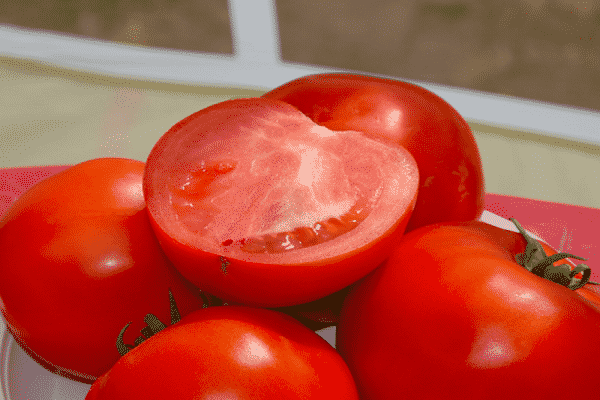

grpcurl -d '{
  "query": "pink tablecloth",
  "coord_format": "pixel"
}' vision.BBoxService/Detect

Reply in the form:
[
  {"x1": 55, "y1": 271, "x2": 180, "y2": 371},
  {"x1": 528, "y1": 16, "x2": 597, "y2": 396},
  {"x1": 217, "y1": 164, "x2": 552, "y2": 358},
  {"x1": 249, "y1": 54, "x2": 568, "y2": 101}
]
[{"x1": 2, "y1": 165, "x2": 599, "y2": 285}]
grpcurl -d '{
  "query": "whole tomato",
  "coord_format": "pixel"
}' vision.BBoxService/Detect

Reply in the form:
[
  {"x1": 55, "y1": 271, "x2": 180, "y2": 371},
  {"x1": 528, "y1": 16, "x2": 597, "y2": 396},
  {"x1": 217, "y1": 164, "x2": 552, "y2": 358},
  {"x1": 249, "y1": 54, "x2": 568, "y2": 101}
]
[
  {"x1": 0, "y1": 158, "x2": 214, "y2": 383},
  {"x1": 85, "y1": 306, "x2": 359, "y2": 399},
  {"x1": 264, "y1": 73, "x2": 485, "y2": 232},
  {"x1": 336, "y1": 219, "x2": 600, "y2": 399},
  {"x1": 143, "y1": 97, "x2": 419, "y2": 307}
]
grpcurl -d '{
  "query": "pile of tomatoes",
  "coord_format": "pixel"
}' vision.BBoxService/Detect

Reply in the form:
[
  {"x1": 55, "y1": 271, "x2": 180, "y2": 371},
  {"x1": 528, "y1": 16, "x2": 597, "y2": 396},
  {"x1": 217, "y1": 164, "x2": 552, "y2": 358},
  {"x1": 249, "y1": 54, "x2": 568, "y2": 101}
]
[{"x1": 1, "y1": 73, "x2": 599, "y2": 399}]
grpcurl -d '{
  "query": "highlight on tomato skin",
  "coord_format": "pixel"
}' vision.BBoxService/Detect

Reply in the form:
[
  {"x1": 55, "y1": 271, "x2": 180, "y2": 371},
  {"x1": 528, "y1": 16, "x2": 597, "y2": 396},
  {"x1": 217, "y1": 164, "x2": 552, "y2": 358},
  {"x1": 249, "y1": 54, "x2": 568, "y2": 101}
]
[
  {"x1": 336, "y1": 220, "x2": 600, "y2": 400},
  {"x1": 263, "y1": 73, "x2": 485, "y2": 232},
  {"x1": 143, "y1": 97, "x2": 419, "y2": 308},
  {"x1": 84, "y1": 306, "x2": 360, "y2": 400}
]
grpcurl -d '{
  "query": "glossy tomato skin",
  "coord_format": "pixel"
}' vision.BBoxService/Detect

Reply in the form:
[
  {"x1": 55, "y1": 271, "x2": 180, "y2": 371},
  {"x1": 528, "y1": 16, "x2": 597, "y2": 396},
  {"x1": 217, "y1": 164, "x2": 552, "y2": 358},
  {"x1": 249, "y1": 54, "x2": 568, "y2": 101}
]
[
  {"x1": 263, "y1": 73, "x2": 485, "y2": 232},
  {"x1": 337, "y1": 220, "x2": 600, "y2": 400},
  {"x1": 85, "y1": 306, "x2": 359, "y2": 400},
  {"x1": 577, "y1": 285, "x2": 600, "y2": 312},
  {"x1": 0, "y1": 158, "x2": 211, "y2": 383},
  {"x1": 143, "y1": 97, "x2": 419, "y2": 308}
]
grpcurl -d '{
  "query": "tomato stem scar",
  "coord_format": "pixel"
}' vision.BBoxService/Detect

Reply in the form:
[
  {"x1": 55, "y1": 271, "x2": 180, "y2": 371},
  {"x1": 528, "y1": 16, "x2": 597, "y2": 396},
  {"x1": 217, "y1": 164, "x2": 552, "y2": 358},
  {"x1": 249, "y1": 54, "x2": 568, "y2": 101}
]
[{"x1": 510, "y1": 218, "x2": 598, "y2": 290}]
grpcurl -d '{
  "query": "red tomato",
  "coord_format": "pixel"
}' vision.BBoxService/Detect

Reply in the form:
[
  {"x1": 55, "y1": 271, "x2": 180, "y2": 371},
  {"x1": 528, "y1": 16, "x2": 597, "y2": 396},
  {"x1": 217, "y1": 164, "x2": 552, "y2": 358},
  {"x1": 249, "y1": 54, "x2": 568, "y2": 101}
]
[
  {"x1": 143, "y1": 97, "x2": 419, "y2": 307},
  {"x1": 0, "y1": 158, "x2": 213, "y2": 383},
  {"x1": 336, "y1": 219, "x2": 600, "y2": 399},
  {"x1": 84, "y1": 306, "x2": 359, "y2": 399},
  {"x1": 577, "y1": 285, "x2": 600, "y2": 311},
  {"x1": 263, "y1": 73, "x2": 485, "y2": 232}
]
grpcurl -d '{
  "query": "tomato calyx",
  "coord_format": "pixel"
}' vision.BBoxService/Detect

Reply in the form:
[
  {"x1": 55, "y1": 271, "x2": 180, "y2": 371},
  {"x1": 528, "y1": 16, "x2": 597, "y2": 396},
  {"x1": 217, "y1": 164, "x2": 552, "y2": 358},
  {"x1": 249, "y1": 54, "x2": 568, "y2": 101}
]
[
  {"x1": 511, "y1": 218, "x2": 599, "y2": 290},
  {"x1": 115, "y1": 289, "x2": 214, "y2": 356}
]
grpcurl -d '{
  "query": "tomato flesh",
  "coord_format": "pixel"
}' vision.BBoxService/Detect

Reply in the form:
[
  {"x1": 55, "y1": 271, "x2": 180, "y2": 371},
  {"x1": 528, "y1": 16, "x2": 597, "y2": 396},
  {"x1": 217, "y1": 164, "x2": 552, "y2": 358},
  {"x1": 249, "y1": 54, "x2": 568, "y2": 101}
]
[
  {"x1": 165, "y1": 113, "x2": 380, "y2": 255},
  {"x1": 144, "y1": 97, "x2": 419, "y2": 307}
]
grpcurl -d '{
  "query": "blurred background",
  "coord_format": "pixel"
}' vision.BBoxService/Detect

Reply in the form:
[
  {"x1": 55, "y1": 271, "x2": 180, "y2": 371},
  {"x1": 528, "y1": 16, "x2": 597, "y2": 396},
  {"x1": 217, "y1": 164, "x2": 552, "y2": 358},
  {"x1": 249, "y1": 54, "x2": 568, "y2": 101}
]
[
  {"x1": 2, "y1": 0, "x2": 599, "y2": 110},
  {"x1": 0, "y1": 0, "x2": 599, "y2": 208}
]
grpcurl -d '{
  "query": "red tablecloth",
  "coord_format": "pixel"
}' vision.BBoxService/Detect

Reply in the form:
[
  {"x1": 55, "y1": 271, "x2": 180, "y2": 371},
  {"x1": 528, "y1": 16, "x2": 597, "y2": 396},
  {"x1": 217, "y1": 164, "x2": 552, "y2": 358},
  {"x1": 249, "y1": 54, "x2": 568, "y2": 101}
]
[{"x1": 2, "y1": 165, "x2": 599, "y2": 284}]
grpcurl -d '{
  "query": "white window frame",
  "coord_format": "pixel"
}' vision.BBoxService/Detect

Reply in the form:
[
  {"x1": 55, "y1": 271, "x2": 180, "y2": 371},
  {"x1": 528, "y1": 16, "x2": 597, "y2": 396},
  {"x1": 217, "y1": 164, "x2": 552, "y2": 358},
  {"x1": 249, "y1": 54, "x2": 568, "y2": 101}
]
[{"x1": 0, "y1": 0, "x2": 599, "y2": 146}]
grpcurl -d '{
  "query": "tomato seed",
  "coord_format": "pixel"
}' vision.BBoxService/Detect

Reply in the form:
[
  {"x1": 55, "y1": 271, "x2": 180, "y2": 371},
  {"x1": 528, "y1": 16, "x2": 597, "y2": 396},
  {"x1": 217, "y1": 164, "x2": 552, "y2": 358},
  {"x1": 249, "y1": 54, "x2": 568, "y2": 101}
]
[
  {"x1": 266, "y1": 232, "x2": 302, "y2": 253},
  {"x1": 325, "y1": 217, "x2": 346, "y2": 231},
  {"x1": 339, "y1": 214, "x2": 360, "y2": 227},
  {"x1": 239, "y1": 237, "x2": 268, "y2": 253},
  {"x1": 263, "y1": 234, "x2": 283, "y2": 253},
  {"x1": 293, "y1": 226, "x2": 320, "y2": 246},
  {"x1": 236, "y1": 198, "x2": 371, "y2": 254},
  {"x1": 313, "y1": 222, "x2": 336, "y2": 242}
]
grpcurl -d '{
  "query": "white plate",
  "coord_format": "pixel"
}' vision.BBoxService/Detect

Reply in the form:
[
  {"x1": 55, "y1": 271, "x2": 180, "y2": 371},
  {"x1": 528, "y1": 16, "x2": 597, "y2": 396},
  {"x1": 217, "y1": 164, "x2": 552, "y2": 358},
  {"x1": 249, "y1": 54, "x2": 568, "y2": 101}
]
[{"x1": 0, "y1": 210, "x2": 535, "y2": 399}]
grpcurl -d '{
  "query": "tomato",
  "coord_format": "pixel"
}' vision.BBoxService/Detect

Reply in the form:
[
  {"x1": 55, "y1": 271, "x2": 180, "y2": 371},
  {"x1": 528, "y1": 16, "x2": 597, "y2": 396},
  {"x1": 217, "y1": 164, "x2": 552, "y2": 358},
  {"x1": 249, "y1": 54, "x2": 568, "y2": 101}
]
[
  {"x1": 263, "y1": 73, "x2": 485, "y2": 232},
  {"x1": 577, "y1": 285, "x2": 600, "y2": 312},
  {"x1": 336, "y1": 219, "x2": 600, "y2": 399},
  {"x1": 84, "y1": 306, "x2": 359, "y2": 399},
  {"x1": 143, "y1": 97, "x2": 419, "y2": 307},
  {"x1": 0, "y1": 158, "x2": 214, "y2": 383}
]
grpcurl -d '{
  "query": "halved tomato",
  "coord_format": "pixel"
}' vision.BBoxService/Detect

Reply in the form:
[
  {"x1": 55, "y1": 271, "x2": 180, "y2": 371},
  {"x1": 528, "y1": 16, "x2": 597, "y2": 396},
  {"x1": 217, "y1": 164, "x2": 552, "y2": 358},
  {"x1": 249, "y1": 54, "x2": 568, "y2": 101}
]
[{"x1": 143, "y1": 97, "x2": 419, "y2": 307}]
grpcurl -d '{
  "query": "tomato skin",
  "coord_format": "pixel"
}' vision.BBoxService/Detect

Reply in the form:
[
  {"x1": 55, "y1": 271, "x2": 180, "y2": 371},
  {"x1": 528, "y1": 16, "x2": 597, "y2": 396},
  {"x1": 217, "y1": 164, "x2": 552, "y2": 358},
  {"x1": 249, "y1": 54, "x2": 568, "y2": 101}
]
[
  {"x1": 143, "y1": 97, "x2": 419, "y2": 307},
  {"x1": 0, "y1": 158, "x2": 211, "y2": 383},
  {"x1": 146, "y1": 210, "x2": 410, "y2": 309},
  {"x1": 263, "y1": 73, "x2": 485, "y2": 232},
  {"x1": 577, "y1": 285, "x2": 600, "y2": 312},
  {"x1": 84, "y1": 306, "x2": 359, "y2": 400},
  {"x1": 336, "y1": 220, "x2": 600, "y2": 400}
]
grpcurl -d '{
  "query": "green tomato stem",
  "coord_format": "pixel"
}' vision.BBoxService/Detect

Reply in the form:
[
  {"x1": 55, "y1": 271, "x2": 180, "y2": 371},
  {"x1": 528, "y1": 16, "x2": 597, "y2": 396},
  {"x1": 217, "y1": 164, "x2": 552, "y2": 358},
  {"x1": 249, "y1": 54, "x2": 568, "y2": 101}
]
[{"x1": 510, "y1": 218, "x2": 596, "y2": 290}]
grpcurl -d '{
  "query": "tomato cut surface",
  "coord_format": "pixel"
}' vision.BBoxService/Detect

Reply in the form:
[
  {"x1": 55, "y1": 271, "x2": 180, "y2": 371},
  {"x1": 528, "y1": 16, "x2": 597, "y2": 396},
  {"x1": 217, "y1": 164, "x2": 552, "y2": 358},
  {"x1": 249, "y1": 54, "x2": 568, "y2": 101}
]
[{"x1": 144, "y1": 97, "x2": 419, "y2": 307}]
